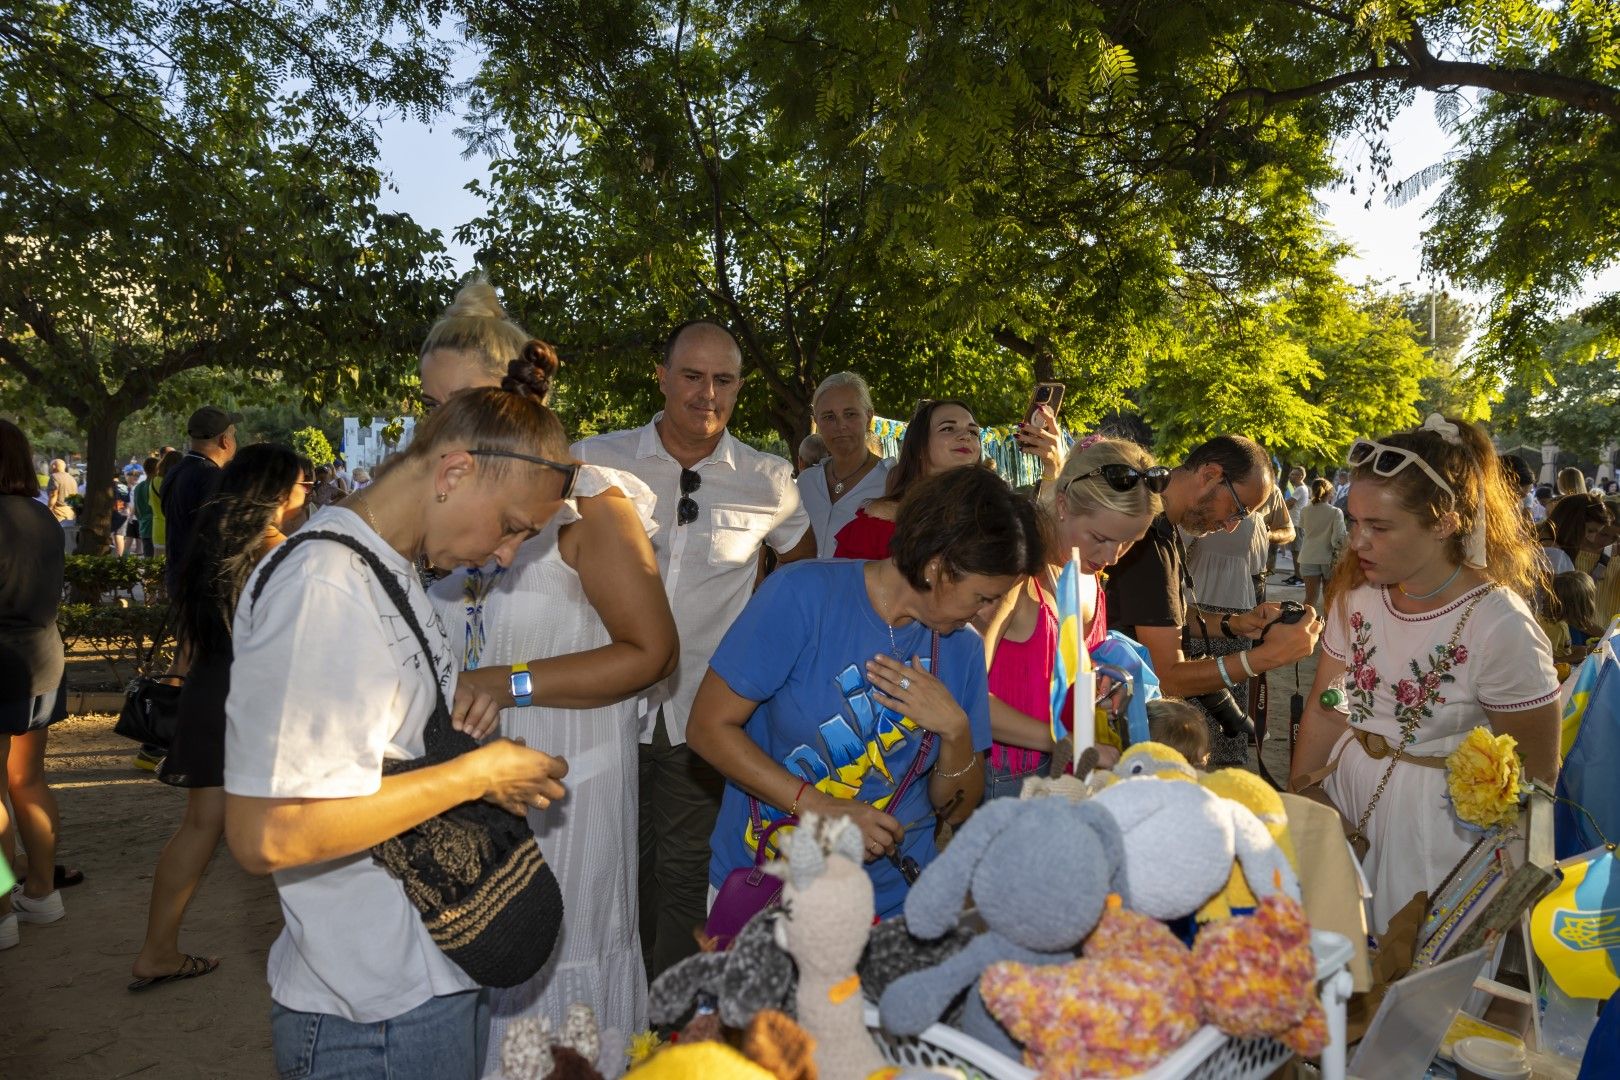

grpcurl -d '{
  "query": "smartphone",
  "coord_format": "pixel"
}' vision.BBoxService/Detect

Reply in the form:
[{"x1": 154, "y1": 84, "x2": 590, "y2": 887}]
[{"x1": 1018, "y1": 382, "x2": 1065, "y2": 450}]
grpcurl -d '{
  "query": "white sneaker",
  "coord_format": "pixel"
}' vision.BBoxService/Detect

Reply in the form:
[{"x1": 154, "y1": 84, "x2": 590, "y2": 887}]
[
  {"x1": 0, "y1": 913, "x2": 17, "y2": 949},
  {"x1": 12, "y1": 887, "x2": 64, "y2": 924}
]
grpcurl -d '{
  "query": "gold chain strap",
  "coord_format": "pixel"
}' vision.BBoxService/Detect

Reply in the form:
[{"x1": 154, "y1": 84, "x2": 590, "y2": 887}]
[{"x1": 1348, "y1": 586, "x2": 1494, "y2": 846}]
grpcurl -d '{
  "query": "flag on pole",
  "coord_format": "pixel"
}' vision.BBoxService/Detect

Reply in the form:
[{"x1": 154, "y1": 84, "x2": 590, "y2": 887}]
[{"x1": 1050, "y1": 551, "x2": 1094, "y2": 749}]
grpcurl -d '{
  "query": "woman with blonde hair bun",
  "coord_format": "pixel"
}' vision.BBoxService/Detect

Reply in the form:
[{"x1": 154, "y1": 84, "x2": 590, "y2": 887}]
[
  {"x1": 420, "y1": 278, "x2": 677, "y2": 1073},
  {"x1": 979, "y1": 434, "x2": 1166, "y2": 797}
]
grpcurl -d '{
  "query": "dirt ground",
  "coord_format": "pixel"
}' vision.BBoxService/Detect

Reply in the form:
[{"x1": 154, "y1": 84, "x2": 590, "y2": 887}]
[
  {"x1": 3, "y1": 579, "x2": 1312, "y2": 1079},
  {"x1": 4, "y1": 713, "x2": 280, "y2": 1079}
]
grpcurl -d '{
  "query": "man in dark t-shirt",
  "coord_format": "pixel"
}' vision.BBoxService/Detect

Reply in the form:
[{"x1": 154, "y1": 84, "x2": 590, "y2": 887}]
[
  {"x1": 161, "y1": 405, "x2": 240, "y2": 591},
  {"x1": 1105, "y1": 435, "x2": 1320, "y2": 702}
]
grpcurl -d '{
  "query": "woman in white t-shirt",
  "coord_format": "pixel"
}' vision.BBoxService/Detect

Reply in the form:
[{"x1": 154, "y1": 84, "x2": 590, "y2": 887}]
[
  {"x1": 224, "y1": 372, "x2": 575, "y2": 1080},
  {"x1": 1296, "y1": 477, "x2": 1348, "y2": 612},
  {"x1": 1290, "y1": 414, "x2": 1559, "y2": 932}
]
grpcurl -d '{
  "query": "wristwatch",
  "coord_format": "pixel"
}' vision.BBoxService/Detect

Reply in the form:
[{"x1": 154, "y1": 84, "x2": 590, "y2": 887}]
[{"x1": 509, "y1": 662, "x2": 534, "y2": 708}]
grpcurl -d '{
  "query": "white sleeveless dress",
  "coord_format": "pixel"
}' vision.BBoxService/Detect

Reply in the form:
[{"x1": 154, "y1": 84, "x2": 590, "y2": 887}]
[{"x1": 429, "y1": 464, "x2": 655, "y2": 1077}]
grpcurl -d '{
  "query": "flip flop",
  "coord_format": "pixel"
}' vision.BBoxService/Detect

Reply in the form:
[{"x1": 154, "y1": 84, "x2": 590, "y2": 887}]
[
  {"x1": 128, "y1": 954, "x2": 220, "y2": 992},
  {"x1": 16, "y1": 865, "x2": 84, "y2": 889}
]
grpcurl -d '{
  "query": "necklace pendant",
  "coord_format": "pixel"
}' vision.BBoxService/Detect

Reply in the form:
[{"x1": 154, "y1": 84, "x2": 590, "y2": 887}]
[{"x1": 834, "y1": 481, "x2": 845, "y2": 495}]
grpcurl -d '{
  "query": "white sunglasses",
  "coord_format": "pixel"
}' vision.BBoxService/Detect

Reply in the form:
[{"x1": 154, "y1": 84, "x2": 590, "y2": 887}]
[{"x1": 1347, "y1": 439, "x2": 1455, "y2": 498}]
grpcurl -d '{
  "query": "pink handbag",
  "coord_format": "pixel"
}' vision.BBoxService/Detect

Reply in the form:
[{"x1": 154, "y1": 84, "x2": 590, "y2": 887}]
[{"x1": 704, "y1": 811, "x2": 799, "y2": 950}]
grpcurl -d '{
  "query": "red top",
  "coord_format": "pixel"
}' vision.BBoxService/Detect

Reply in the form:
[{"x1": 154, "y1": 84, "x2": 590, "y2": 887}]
[{"x1": 832, "y1": 508, "x2": 897, "y2": 560}]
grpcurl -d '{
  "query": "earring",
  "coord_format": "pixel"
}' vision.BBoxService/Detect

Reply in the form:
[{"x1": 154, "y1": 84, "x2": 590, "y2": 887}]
[{"x1": 436, "y1": 492, "x2": 447, "y2": 504}]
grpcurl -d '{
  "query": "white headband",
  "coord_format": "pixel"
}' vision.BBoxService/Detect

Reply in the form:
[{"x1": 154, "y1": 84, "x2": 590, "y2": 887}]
[{"x1": 1420, "y1": 414, "x2": 1485, "y2": 567}]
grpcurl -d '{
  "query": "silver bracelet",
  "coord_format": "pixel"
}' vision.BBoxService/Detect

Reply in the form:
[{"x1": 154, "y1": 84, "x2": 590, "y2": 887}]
[
  {"x1": 1238, "y1": 650, "x2": 1258, "y2": 679},
  {"x1": 934, "y1": 752, "x2": 981, "y2": 780}
]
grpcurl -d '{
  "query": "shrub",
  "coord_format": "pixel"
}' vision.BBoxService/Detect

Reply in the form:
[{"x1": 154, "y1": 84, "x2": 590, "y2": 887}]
[
  {"x1": 293, "y1": 426, "x2": 336, "y2": 467},
  {"x1": 57, "y1": 602, "x2": 172, "y2": 684}
]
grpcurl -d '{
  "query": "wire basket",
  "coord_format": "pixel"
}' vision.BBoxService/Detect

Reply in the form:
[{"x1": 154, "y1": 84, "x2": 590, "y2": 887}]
[{"x1": 865, "y1": 930, "x2": 1353, "y2": 1080}]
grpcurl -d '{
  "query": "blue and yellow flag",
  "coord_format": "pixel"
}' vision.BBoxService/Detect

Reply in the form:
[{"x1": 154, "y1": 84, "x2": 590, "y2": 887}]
[
  {"x1": 1532, "y1": 847, "x2": 1620, "y2": 1000},
  {"x1": 1050, "y1": 554, "x2": 1093, "y2": 747}
]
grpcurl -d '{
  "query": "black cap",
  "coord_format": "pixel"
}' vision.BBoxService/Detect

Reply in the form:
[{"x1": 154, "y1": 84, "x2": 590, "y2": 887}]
[{"x1": 187, "y1": 406, "x2": 243, "y2": 440}]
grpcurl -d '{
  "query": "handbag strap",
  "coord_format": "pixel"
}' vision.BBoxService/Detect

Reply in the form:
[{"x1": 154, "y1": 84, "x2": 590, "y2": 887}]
[
  {"x1": 748, "y1": 630, "x2": 943, "y2": 843},
  {"x1": 1348, "y1": 585, "x2": 1495, "y2": 842},
  {"x1": 248, "y1": 530, "x2": 461, "y2": 755}
]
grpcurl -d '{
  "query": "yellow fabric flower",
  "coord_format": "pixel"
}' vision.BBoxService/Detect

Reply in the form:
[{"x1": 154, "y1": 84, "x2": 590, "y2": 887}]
[
  {"x1": 1446, "y1": 727, "x2": 1524, "y2": 829},
  {"x1": 627, "y1": 1030, "x2": 663, "y2": 1068}
]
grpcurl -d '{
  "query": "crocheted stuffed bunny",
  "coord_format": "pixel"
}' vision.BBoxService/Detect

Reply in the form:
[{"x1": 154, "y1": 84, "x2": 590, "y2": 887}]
[
  {"x1": 877, "y1": 797, "x2": 1130, "y2": 1057},
  {"x1": 980, "y1": 897, "x2": 1202, "y2": 1078}
]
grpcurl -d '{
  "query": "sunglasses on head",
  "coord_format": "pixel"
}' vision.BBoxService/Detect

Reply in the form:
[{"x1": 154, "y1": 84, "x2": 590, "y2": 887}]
[
  {"x1": 1066, "y1": 463, "x2": 1171, "y2": 495},
  {"x1": 677, "y1": 468, "x2": 702, "y2": 526},
  {"x1": 1347, "y1": 439, "x2": 1455, "y2": 498},
  {"x1": 462, "y1": 449, "x2": 579, "y2": 499}
]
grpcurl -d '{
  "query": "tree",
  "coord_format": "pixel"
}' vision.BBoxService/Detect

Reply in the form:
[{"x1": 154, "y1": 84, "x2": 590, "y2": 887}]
[
  {"x1": 1495, "y1": 320, "x2": 1620, "y2": 460},
  {"x1": 292, "y1": 428, "x2": 338, "y2": 469},
  {"x1": 0, "y1": 0, "x2": 456, "y2": 551}
]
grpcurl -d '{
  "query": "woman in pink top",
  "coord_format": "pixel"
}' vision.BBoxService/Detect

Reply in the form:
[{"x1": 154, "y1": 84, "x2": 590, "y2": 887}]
[{"x1": 982, "y1": 435, "x2": 1165, "y2": 798}]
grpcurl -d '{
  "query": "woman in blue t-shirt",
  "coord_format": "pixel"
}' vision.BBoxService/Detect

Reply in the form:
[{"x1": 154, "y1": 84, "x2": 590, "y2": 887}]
[{"x1": 688, "y1": 467, "x2": 1046, "y2": 917}]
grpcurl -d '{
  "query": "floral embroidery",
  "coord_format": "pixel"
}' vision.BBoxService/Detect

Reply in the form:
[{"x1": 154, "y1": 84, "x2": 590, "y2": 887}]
[
  {"x1": 1384, "y1": 629, "x2": 1472, "y2": 744},
  {"x1": 1346, "y1": 611, "x2": 1379, "y2": 722}
]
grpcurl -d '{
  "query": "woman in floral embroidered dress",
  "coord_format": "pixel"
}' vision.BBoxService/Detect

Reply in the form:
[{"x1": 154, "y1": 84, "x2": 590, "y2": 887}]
[{"x1": 1290, "y1": 415, "x2": 1560, "y2": 932}]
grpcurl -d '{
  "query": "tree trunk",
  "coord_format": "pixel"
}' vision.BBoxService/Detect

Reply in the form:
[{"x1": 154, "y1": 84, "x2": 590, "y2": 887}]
[{"x1": 75, "y1": 408, "x2": 126, "y2": 556}]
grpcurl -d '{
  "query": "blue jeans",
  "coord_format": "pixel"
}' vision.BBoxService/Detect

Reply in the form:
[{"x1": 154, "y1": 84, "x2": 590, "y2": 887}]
[
  {"x1": 985, "y1": 755, "x2": 1049, "y2": 801},
  {"x1": 271, "y1": 991, "x2": 488, "y2": 1080}
]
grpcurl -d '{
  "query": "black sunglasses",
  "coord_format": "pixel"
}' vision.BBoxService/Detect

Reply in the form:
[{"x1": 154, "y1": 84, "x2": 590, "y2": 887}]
[
  {"x1": 462, "y1": 450, "x2": 578, "y2": 499},
  {"x1": 1067, "y1": 463, "x2": 1171, "y2": 495},
  {"x1": 677, "y1": 468, "x2": 702, "y2": 526}
]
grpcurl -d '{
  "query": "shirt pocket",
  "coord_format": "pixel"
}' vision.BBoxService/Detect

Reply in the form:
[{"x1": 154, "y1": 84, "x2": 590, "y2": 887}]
[{"x1": 709, "y1": 506, "x2": 773, "y2": 568}]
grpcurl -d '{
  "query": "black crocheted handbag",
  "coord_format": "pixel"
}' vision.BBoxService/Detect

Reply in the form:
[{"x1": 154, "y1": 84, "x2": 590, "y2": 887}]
[{"x1": 251, "y1": 530, "x2": 563, "y2": 988}]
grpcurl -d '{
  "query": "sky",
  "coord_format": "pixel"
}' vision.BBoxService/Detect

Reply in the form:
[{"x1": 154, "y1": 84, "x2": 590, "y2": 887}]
[{"x1": 372, "y1": 86, "x2": 1620, "y2": 309}]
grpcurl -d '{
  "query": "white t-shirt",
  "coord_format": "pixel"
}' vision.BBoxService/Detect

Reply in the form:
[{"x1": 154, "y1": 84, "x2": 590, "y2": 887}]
[
  {"x1": 1544, "y1": 546, "x2": 1576, "y2": 575},
  {"x1": 1286, "y1": 482, "x2": 1310, "y2": 527},
  {"x1": 796, "y1": 458, "x2": 891, "y2": 558},
  {"x1": 224, "y1": 506, "x2": 477, "y2": 1022},
  {"x1": 573, "y1": 417, "x2": 810, "y2": 745}
]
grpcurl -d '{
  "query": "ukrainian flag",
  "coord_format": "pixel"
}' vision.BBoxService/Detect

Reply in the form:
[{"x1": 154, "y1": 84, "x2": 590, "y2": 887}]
[
  {"x1": 1050, "y1": 553, "x2": 1094, "y2": 748},
  {"x1": 1557, "y1": 619, "x2": 1620, "y2": 860},
  {"x1": 1531, "y1": 847, "x2": 1620, "y2": 1000}
]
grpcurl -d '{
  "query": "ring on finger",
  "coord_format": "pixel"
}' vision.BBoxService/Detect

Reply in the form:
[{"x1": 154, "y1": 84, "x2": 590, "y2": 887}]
[{"x1": 898, "y1": 676, "x2": 912, "y2": 691}]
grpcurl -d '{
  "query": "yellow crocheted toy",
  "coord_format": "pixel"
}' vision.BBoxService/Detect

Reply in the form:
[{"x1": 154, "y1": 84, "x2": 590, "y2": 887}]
[{"x1": 1196, "y1": 767, "x2": 1299, "y2": 921}]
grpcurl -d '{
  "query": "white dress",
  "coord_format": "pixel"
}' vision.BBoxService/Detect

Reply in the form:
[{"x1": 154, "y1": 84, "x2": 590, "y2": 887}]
[
  {"x1": 429, "y1": 465, "x2": 655, "y2": 1077},
  {"x1": 1320, "y1": 583, "x2": 1559, "y2": 932}
]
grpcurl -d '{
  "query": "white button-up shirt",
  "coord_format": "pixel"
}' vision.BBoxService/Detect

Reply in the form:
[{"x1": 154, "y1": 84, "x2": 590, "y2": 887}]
[{"x1": 573, "y1": 416, "x2": 810, "y2": 745}]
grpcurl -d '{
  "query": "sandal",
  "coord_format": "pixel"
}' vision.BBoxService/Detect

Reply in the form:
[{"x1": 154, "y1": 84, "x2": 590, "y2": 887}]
[
  {"x1": 128, "y1": 954, "x2": 220, "y2": 993},
  {"x1": 16, "y1": 865, "x2": 84, "y2": 889}
]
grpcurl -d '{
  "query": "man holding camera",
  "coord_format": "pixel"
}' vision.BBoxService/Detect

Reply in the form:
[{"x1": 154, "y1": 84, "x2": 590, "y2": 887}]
[{"x1": 1105, "y1": 435, "x2": 1322, "y2": 759}]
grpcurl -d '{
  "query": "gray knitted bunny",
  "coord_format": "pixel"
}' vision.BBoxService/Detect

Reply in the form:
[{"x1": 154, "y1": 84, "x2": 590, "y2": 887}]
[{"x1": 876, "y1": 796, "x2": 1130, "y2": 1057}]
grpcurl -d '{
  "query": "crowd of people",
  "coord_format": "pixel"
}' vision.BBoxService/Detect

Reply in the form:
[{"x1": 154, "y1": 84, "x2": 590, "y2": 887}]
[{"x1": 1, "y1": 277, "x2": 1617, "y2": 1078}]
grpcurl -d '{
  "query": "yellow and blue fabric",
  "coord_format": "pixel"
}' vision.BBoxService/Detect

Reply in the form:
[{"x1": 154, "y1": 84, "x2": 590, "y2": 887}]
[
  {"x1": 1532, "y1": 846, "x2": 1620, "y2": 1000},
  {"x1": 1050, "y1": 556, "x2": 1091, "y2": 746},
  {"x1": 1556, "y1": 620, "x2": 1620, "y2": 860}
]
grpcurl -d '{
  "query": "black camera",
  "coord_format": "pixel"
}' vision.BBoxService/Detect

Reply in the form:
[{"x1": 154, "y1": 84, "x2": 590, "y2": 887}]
[
  {"x1": 1195, "y1": 685, "x2": 1253, "y2": 739},
  {"x1": 1261, "y1": 600, "x2": 1307, "y2": 641}
]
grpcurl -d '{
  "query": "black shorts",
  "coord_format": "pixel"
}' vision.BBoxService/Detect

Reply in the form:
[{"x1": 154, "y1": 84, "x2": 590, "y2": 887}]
[{"x1": 0, "y1": 683, "x2": 68, "y2": 736}]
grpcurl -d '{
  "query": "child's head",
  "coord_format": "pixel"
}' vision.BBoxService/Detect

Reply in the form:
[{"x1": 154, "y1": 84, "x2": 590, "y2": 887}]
[
  {"x1": 1553, "y1": 571, "x2": 1603, "y2": 638},
  {"x1": 1146, "y1": 697, "x2": 1211, "y2": 768}
]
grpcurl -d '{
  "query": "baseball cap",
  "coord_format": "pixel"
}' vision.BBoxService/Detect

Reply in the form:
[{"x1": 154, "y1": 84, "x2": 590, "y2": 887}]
[{"x1": 187, "y1": 406, "x2": 243, "y2": 440}]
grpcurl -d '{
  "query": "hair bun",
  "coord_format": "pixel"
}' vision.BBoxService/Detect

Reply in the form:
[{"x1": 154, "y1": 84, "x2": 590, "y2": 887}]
[
  {"x1": 444, "y1": 279, "x2": 508, "y2": 322},
  {"x1": 502, "y1": 342, "x2": 558, "y2": 401}
]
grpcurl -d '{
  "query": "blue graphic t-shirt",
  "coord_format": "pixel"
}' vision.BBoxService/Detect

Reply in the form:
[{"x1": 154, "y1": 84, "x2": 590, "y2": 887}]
[{"x1": 705, "y1": 559, "x2": 992, "y2": 918}]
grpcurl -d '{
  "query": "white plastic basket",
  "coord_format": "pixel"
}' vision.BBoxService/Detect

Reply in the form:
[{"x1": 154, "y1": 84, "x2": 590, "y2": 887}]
[{"x1": 865, "y1": 929, "x2": 1354, "y2": 1080}]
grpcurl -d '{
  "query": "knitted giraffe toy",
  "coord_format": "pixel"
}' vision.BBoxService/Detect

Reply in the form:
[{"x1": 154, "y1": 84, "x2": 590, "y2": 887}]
[{"x1": 766, "y1": 813, "x2": 892, "y2": 1080}]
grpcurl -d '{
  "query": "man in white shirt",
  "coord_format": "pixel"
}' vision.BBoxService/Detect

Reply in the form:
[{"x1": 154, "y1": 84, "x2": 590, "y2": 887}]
[
  {"x1": 572, "y1": 320, "x2": 813, "y2": 978},
  {"x1": 796, "y1": 371, "x2": 891, "y2": 557},
  {"x1": 1279, "y1": 466, "x2": 1309, "y2": 585}
]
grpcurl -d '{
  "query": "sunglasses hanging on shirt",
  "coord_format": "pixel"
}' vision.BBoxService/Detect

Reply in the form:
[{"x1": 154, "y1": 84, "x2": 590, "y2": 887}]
[{"x1": 677, "y1": 468, "x2": 702, "y2": 526}]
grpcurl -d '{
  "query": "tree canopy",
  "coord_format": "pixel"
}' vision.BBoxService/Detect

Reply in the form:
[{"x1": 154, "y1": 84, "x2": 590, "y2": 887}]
[
  {"x1": 0, "y1": 0, "x2": 456, "y2": 549},
  {"x1": 1495, "y1": 319, "x2": 1620, "y2": 461}
]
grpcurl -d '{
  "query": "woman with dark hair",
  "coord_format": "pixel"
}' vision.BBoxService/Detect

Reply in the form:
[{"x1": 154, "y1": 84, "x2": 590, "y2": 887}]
[
  {"x1": 127, "y1": 444, "x2": 311, "y2": 989},
  {"x1": 224, "y1": 367, "x2": 574, "y2": 1078},
  {"x1": 0, "y1": 419, "x2": 70, "y2": 945},
  {"x1": 689, "y1": 467, "x2": 1044, "y2": 918},
  {"x1": 421, "y1": 279, "x2": 676, "y2": 1071},
  {"x1": 1291, "y1": 415, "x2": 1559, "y2": 932},
  {"x1": 1538, "y1": 492, "x2": 1612, "y2": 575},
  {"x1": 832, "y1": 398, "x2": 983, "y2": 559}
]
